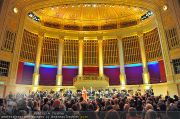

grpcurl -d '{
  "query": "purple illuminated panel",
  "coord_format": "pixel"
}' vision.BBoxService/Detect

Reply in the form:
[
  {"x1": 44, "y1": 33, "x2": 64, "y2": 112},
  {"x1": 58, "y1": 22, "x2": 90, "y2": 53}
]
[
  {"x1": 148, "y1": 62, "x2": 161, "y2": 84},
  {"x1": 62, "y1": 68, "x2": 78, "y2": 86},
  {"x1": 125, "y1": 66, "x2": 143, "y2": 85},
  {"x1": 104, "y1": 67, "x2": 120, "y2": 85},
  {"x1": 21, "y1": 64, "x2": 34, "y2": 85},
  {"x1": 39, "y1": 67, "x2": 57, "y2": 86}
]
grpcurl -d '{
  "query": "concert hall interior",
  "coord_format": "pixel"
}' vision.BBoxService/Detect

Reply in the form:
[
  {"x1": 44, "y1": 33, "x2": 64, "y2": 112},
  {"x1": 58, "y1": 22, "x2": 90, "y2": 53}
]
[{"x1": 0, "y1": 0, "x2": 180, "y2": 98}]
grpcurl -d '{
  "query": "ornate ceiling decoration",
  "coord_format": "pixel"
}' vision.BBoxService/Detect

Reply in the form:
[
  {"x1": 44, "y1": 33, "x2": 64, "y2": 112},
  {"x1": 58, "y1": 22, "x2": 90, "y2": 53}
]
[
  {"x1": 34, "y1": 4, "x2": 147, "y2": 26},
  {"x1": 9, "y1": 0, "x2": 166, "y2": 31}
]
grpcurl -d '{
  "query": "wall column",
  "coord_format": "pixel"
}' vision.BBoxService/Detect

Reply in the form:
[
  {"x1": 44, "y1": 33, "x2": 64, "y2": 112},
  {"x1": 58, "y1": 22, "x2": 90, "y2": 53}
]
[
  {"x1": 98, "y1": 36, "x2": 104, "y2": 76},
  {"x1": 32, "y1": 32, "x2": 44, "y2": 86},
  {"x1": 155, "y1": 11, "x2": 179, "y2": 96},
  {"x1": 8, "y1": 9, "x2": 27, "y2": 86},
  {"x1": 138, "y1": 33, "x2": 150, "y2": 84},
  {"x1": 155, "y1": 12, "x2": 174, "y2": 83},
  {"x1": 78, "y1": 37, "x2": 84, "y2": 76},
  {"x1": 117, "y1": 36, "x2": 126, "y2": 85},
  {"x1": 56, "y1": 36, "x2": 64, "y2": 86},
  {"x1": 0, "y1": 0, "x2": 10, "y2": 48}
]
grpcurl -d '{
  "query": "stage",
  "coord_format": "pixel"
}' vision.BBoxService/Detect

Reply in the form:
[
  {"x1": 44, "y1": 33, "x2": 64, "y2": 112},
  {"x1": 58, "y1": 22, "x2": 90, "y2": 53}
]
[{"x1": 1, "y1": 82, "x2": 179, "y2": 98}]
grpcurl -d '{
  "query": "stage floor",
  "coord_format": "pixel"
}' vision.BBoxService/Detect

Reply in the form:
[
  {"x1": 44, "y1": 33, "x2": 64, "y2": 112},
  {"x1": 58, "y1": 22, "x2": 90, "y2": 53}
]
[{"x1": 1, "y1": 82, "x2": 179, "y2": 98}]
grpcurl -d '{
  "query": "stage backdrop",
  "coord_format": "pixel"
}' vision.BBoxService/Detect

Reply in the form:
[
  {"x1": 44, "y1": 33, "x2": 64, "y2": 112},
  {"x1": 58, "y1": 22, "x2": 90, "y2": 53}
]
[
  {"x1": 104, "y1": 67, "x2": 120, "y2": 85},
  {"x1": 148, "y1": 62, "x2": 161, "y2": 84},
  {"x1": 83, "y1": 67, "x2": 99, "y2": 75},
  {"x1": 39, "y1": 67, "x2": 57, "y2": 86},
  {"x1": 16, "y1": 62, "x2": 34, "y2": 85},
  {"x1": 125, "y1": 65, "x2": 143, "y2": 85},
  {"x1": 16, "y1": 61, "x2": 167, "y2": 86},
  {"x1": 158, "y1": 60, "x2": 167, "y2": 82},
  {"x1": 62, "y1": 67, "x2": 78, "y2": 86}
]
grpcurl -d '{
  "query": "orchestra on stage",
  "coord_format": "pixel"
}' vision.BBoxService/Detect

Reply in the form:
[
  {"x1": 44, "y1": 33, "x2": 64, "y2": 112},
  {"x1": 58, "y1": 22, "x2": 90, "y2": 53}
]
[{"x1": 26, "y1": 87, "x2": 154, "y2": 101}]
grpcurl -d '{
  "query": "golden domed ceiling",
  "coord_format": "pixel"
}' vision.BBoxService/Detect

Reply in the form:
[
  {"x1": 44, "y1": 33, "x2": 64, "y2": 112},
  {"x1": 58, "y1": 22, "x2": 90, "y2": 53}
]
[{"x1": 34, "y1": 4, "x2": 148, "y2": 26}]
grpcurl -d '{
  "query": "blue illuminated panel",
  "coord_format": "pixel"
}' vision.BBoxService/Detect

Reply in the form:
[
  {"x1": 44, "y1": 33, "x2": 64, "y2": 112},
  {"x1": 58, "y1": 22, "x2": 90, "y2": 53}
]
[
  {"x1": 24, "y1": 61, "x2": 158, "y2": 69},
  {"x1": 147, "y1": 61, "x2": 158, "y2": 65},
  {"x1": 103, "y1": 61, "x2": 158, "y2": 68},
  {"x1": 63, "y1": 66, "x2": 78, "y2": 69},
  {"x1": 24, "y1": 62, "x2": 35, "y2": 66},
  {"x1": 125, "y1": 63, "x2": 142, "y2": 67},
  {"x1": 40, "y1": 64, "x2": 57, "y2": 68},
  {"x1": 24, "y1": 62, "x2": 79, "y2": 69},
  {"x1": 24, "y1": 62, "x2": 57, "y2": 68},
  {"x1": 104, "y1": 66, "x2": 119, "y2": 68}
]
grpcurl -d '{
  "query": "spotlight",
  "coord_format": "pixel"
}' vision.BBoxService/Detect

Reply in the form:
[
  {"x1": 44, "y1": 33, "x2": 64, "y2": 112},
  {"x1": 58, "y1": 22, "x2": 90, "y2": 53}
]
[
  {"x1": 163, "y1": 5, "x2": 168, "y2": 11},
  {"x1": 93, "y1": 4, "x2": 97, "y2": 7},
  {"x1": 27, "y1": 12, "x2": 40, "y2": 22},
  {"x1": 134, "y1": 7, "x2": 138, "y2": 11},
  {"x1": 150, "y1": 11, "x2": 153, "y2": 15},
  {"x1": 28, "y1": 12, "x2": 34, "y2": 17},
  {"x1": 147, "y1": 11, "x2": 153, "y2": 16},
  {"x1": 140, "y1": 11, "x2": 153, "y2": 20},
  {"x1": 13, "y1": 7, "x2": 18, "y2": 14}
]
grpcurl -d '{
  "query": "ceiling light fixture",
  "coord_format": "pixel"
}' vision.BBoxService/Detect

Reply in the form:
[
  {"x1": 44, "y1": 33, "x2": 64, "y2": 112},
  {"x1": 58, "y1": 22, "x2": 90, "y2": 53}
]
[
  {"x1": 13, "y1": 7, "x2": 18, "y2": 14},
  {"x1": 134, "y1": 7, "x2": 138, "y2": 11},
  {"x1": 93, "y1": 4, "x2": 97, "y2": 7},
  {"x1": 163, "y1": 5, "x2": 168, "y2": 11}
]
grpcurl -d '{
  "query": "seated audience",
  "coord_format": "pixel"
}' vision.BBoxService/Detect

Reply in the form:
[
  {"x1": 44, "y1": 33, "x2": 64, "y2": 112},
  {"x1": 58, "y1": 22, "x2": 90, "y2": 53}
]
[{"x1": 0, "y1": 88, "x2": 179, "y2": 119}]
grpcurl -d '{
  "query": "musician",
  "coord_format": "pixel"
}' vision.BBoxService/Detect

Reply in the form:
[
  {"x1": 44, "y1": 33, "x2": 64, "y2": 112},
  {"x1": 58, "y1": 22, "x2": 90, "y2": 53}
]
[
  {"x1": 145, "y1": 87, "x2": 154, "y2": 96},
  {"x1": 43, "y1": 90, "x2": 48, "y2": 97},
  {"x1": 50, "y1": 89, "x2": 55, "y2": 94},
  {"x1": 113, "y1": 88, "x2": 117, "y2": 93},
  {"x1": 100, "y1": 89, "x2": 104, "y2": 98},
  {"x1": 35, "y1": 90, "x2": 41, "y2": 98},
  {"x1": 95, "y1": 90, "x2": 100, "y2": 98},
  {"x1": 105, "y1": 89, "x2": 109, "y2": 98},
  {"x1": 117, "y1": 91, "x2": 122, "y2": 98},
  {"x1": 58, "y1": 89, "x2": 63, "y2": 97},
  {"x1": 54, "y1": 91, "x2": 60, "y2": 99},
  {"x1": 82, "y1": 87, "x2": 88, "y2": 101},
  {"x1": 65, "y1": 89, "x2": 72, "y2": 100},
  {"x1": 67, "y1": 89, "x2": 72, "y2": 95},
  {"x1": 76, "y1": 89, "x2": 82, "y2": 98},
  {"x1": 88, "y1": 87, "x2": 95, "y2": 96},
  {"x1": 136, "y1": 89, "x2": 141, "y2": 96}
]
